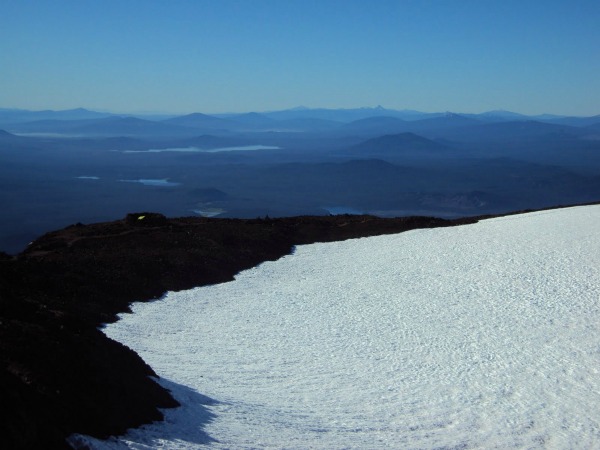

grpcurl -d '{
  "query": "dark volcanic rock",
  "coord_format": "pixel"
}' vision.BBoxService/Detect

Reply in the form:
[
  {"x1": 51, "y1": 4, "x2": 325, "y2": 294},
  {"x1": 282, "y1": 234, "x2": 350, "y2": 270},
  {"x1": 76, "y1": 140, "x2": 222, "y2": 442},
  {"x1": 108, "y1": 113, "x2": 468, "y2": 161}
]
[{"x1": 0, "y1": 211, "x2": 516, "y2": 448}]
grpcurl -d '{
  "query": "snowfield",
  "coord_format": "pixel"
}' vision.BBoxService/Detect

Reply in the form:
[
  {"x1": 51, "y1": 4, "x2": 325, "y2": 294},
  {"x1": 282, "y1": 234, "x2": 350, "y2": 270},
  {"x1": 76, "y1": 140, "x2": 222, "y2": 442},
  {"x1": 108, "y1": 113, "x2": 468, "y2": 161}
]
[{"x1": 82, "y1": 206, "x2": 600, "y2": 449}]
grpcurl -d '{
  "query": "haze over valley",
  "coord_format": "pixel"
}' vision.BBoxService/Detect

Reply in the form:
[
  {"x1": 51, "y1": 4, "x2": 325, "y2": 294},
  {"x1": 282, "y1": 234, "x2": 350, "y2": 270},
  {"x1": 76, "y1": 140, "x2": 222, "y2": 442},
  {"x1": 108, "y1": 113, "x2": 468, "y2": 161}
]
[{"x1": 2, "y1": 106, "x2": 600, "y2": 254}]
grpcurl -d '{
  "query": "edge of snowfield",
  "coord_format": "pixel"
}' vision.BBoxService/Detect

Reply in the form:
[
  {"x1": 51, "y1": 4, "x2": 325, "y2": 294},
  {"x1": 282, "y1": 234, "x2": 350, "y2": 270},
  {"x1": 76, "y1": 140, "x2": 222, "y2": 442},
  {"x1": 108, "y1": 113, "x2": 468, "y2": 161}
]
[{"x1": 72, "y1": 205, "x2": 600, "y2": 449}]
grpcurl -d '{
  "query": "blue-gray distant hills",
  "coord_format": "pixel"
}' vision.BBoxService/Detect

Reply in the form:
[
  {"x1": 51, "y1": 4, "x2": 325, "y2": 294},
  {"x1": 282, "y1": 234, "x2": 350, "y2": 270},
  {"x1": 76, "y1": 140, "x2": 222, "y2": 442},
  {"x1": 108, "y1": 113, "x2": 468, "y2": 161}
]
[
  {"x1": 72, "y1": 117, "x2": 199, "y2": 137},
  {"x1": 162, "y1": 112, "x2": 238, "y2": 131},
  {"x1": 340, "y1": 116, "x2": 408, "y2": 136},
  {"x1": 260, "y1": 105, "x2": 436, "y2": 122},
  {"x1": 543, "y1": 114, "x2": 600, "y2": 127},
  {"x1": 164, "y1": 111, "x2": 343, "y2": 133},
  {"x1": 75, "y1": 117, "x2": 198, "y2": 137},
  {"x1": 2, "y1": 106, "x2": 599, "y2": 138},
  {"x1": 351, "y1": 132, "x2": 447, "y2": 154},
  {"x1": 228, "y1": 112, "x2": 276, "y2": 127},
  {"x1": 442, "y1": 120, "x2": 589, "y2": 142},
  {"x1": 586, "y1": 122, "x2": 600, "y2": 133},
  {"x1": 1, "y1": 104, "x2": 600, "y2": 255},
  {"x1": 340, "y1": 113, "x2": 483, "y2": 138}
]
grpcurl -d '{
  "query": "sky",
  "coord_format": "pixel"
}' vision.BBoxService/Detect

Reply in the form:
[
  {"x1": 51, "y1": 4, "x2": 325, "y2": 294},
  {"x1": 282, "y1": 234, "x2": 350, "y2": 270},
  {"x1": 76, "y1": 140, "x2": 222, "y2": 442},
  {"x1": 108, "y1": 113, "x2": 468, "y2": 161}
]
[{"x1": 1, "y1": 0, "x2": 599, "y2": 116}]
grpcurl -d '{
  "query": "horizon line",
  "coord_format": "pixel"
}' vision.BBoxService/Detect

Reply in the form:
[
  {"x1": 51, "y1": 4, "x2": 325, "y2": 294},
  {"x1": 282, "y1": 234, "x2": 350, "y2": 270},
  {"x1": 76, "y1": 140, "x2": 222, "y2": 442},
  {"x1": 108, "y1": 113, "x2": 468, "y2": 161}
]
[{"x1": 2, "y1": 105, "x2": 599, "y2": 119}]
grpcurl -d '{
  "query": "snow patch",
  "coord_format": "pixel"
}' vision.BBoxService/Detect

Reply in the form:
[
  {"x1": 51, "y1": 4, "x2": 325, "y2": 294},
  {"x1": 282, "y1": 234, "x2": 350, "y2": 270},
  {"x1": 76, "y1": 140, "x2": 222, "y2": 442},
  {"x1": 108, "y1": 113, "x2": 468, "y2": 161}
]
[{"x1": 87, "y1": 205, "x2": 600, "y2": 448}]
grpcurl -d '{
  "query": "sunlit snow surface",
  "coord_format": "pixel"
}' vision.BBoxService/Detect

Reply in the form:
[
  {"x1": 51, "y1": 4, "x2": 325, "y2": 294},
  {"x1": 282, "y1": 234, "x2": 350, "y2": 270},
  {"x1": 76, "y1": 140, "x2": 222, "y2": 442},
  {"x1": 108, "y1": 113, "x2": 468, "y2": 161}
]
[{"x1": 87, "y1": 206, "x2": 600, "y2": 449}]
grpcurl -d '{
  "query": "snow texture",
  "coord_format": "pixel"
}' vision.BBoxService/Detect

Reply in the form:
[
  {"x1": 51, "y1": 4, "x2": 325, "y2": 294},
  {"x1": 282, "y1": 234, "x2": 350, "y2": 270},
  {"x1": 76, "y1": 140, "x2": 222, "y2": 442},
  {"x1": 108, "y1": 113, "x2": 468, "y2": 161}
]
[{"x1": 83, "y1": 205, "x2": 600, "y2": 449}]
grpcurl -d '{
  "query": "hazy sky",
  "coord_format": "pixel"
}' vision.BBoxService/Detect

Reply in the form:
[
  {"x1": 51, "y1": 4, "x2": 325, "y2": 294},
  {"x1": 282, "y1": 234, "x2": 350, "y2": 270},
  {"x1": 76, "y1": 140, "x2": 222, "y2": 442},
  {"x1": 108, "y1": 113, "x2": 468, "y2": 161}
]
[{"x1": 2, "y1": 0, "x2": 599, "y2": 115}]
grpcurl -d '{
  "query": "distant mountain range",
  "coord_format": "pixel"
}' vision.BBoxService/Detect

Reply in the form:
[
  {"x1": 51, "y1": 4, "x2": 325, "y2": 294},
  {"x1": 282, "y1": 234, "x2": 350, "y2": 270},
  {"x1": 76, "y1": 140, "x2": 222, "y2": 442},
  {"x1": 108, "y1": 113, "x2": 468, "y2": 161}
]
[
  {"x1": 162, "y1": 112, "x2": 237, "y2": 130},
  {"x1": 1, "y1": 106, "x2": 598, "y2": 139},
  {"x1": 351, "y1": 132, "x2": 447, "y2": 155}
]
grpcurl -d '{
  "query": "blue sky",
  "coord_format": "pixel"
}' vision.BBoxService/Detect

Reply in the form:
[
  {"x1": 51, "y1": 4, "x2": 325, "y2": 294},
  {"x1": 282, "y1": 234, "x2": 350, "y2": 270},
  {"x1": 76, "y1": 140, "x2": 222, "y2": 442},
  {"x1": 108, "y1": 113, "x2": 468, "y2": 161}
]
[{"x1": 1, "y1": 0, "x2": 599, "y2": 115}]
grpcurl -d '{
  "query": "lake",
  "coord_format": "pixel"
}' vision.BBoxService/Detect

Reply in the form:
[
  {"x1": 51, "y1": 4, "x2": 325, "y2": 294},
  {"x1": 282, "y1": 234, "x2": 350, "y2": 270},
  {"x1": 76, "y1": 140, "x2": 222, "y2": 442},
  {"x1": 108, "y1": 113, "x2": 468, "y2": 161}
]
[{"x1": 122, "y1": 145, "x2": 280, "y2": 153}]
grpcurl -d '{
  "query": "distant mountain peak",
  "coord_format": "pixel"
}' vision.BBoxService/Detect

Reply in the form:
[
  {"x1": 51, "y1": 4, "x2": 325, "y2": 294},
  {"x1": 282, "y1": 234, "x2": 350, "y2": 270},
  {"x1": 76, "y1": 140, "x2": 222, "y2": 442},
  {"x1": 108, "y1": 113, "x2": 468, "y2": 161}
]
[
  {"x1": 234, "y1": 112, "x2": 273, "y2": 120},
  {"x1": 481, "y1": 110, "x2": 527, "y2": 118},
  {"x1": 230, "y1": 112, "x2": 276, "y2": 127},
  {"x1": 182, "y1": 112, "x2": 212, "y2": 118}
]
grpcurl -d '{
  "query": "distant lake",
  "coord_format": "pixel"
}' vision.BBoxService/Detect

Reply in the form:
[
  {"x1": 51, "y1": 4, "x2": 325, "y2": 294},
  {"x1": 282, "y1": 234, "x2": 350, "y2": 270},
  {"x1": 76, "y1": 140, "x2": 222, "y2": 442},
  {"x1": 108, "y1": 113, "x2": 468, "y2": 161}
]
[
  {"x1": 14, "y1": 132, "x2": 85, "y2": 138},
  {"x1": 119, "y1": 179, "x2": 181, "y2": 187},
  {"x1": 122, "y1": 145, "x2": 280, "y2": 154},
  {"x1": 191, "y1": 208, "x2": 225, "y2": 217},
  {"x1": 205, "y1": 145, "x2": 280, "y2": 153}
]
